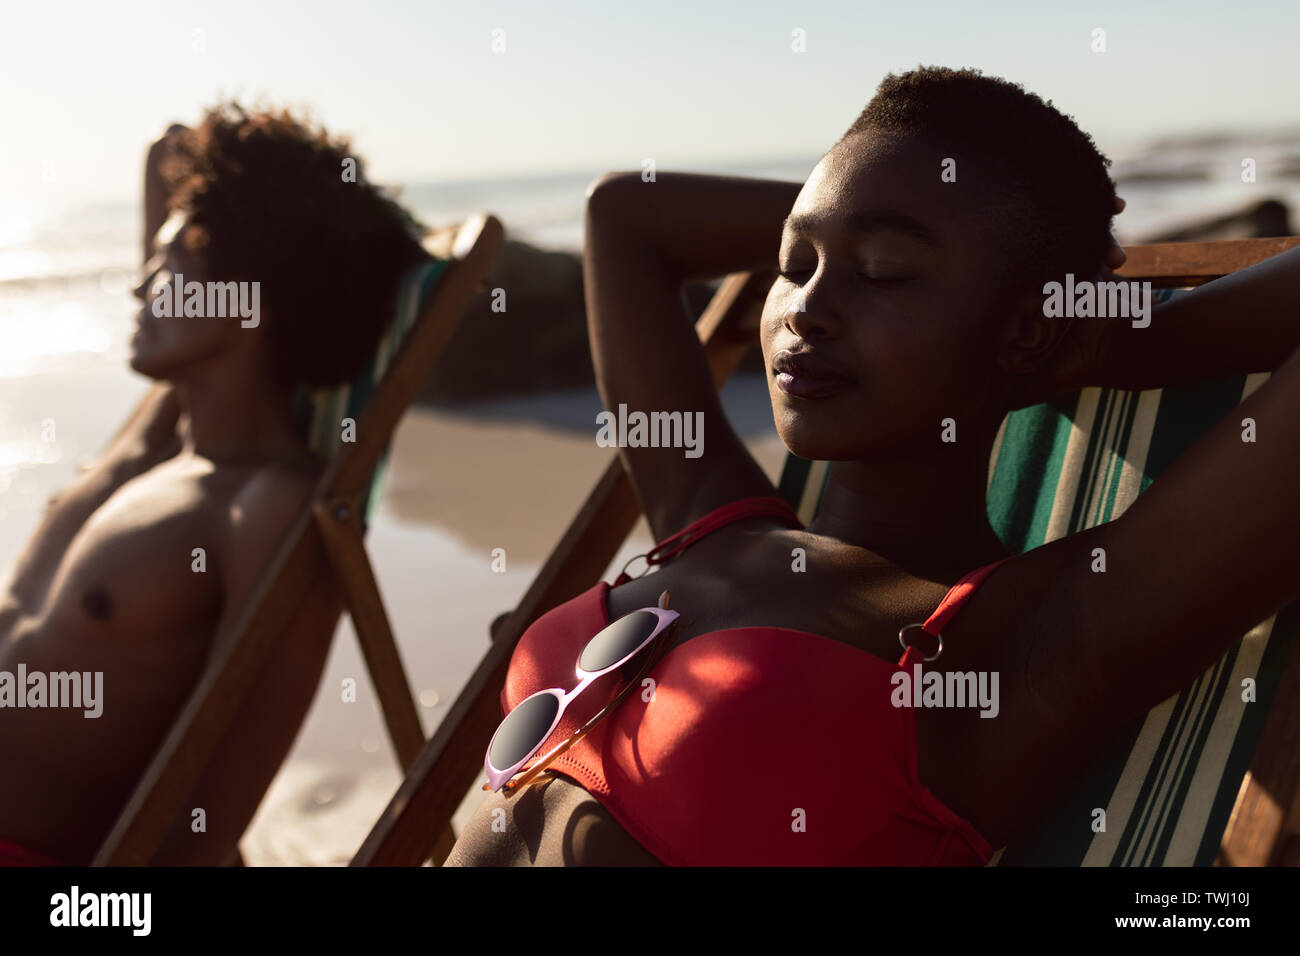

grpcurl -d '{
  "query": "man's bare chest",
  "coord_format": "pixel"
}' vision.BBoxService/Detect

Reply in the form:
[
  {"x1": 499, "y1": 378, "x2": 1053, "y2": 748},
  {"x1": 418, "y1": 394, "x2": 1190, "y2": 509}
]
[{"x1": 39, "y1": 464, "x2": 235, "y2": 638}]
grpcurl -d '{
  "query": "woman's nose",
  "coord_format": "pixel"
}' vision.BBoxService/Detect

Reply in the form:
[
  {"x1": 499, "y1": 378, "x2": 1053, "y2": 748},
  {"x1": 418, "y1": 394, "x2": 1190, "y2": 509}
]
[{"x1": 786, "y1": 276, "x2": 842, "y2": 339}]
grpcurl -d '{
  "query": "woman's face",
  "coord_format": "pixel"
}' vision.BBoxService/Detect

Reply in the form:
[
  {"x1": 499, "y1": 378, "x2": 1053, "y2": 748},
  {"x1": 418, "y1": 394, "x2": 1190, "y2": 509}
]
[{"x1": 760, "y1": 129, "x2": 1017, "y2": 463}]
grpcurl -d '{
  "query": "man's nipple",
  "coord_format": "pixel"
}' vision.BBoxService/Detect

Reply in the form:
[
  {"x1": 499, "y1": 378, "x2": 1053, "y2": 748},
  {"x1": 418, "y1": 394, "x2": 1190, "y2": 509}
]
[{"x1": 80, "y1": 587, "x2": 113, "y2": 622}]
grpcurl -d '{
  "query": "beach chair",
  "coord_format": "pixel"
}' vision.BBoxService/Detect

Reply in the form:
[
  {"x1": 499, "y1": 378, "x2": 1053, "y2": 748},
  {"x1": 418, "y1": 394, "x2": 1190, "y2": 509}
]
[
  {"x1": 354, "y1": 237, "x2": 1300, "y2": 867},
  {"x1": 93, "y1": 214, "x2": 503, "y2": 866}
]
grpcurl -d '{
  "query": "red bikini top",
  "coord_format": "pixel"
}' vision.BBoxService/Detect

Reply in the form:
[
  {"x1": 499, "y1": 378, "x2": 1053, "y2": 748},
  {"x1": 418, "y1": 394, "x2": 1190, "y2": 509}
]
[{"x1": 500, "y1": 495, "x2": 1008, "y2": 866}]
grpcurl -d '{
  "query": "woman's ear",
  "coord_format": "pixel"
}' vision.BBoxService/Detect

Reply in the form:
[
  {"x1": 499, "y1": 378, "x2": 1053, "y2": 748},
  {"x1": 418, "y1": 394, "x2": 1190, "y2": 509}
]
[{"x1": 995, "y1": 288, "x2": 1073, "y2": 376}]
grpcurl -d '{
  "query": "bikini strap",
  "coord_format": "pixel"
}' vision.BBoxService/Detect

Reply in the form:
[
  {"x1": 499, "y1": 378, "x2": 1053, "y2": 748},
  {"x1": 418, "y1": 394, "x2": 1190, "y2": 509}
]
[
  {"x1": 614, "y1": 495, "x2": 802, "y2": 585},
  {"x1": 897, "y1": 557, "x2": 1012, "y2": 669}
]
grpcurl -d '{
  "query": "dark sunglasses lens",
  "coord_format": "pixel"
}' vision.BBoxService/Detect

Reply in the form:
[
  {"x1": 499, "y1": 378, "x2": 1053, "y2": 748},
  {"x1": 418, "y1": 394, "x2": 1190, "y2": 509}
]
[
  {"x1": 578, "y1": 610, "x2": 660, "y2": 673},
  {"x1": 489, "y1": 692, "x2": 561, "y2": 770}
]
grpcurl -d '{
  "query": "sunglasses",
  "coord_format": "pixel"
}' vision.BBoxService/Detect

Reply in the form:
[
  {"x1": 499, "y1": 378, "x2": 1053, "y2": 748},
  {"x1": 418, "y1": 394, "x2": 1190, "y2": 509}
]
[{"x1": 483, "y1": 592, "x2": 680, "y2": 795}]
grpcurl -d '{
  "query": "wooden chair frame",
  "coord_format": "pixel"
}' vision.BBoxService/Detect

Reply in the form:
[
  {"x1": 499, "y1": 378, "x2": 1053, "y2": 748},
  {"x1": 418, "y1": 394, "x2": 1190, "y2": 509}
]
[
  {"x1": 354, "y1": 236, "x2": 1300, "y2": 867},
  {"x1": 94, "y1": 214, "x2": 503, "y2": 865}
]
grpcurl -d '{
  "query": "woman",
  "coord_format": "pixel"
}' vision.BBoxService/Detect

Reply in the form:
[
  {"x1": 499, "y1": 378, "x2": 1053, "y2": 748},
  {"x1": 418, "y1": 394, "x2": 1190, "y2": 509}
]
[{"x1": 446, "y1": 67, "x2": 1300, "y2": 865}]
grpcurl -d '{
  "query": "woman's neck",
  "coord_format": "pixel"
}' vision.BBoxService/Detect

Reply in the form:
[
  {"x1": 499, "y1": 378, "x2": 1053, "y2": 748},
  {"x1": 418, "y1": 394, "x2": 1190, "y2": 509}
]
[{"x1": 805, "y1": 444, "x2": 1009, "y2": 581}]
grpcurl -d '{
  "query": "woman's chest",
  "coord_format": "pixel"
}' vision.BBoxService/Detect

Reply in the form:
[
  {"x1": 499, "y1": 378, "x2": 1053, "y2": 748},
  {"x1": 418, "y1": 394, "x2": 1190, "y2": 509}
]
[{"x1": 604, "y1": 538, "x2": 954, "y2": 667}]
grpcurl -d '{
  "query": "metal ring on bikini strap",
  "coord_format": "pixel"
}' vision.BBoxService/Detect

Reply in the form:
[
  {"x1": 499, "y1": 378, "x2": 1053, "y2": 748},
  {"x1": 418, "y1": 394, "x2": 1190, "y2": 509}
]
[
  {"x1": 619, "y1": 552, "x2": 652, "y2": 582},
  {"x1": 898, "y1": 623, "x2": 943, "y2": 663}
]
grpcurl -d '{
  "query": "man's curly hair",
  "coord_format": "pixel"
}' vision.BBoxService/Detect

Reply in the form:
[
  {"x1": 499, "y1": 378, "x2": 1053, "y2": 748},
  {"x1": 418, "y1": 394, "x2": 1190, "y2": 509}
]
[
  {"x1": 163, "y1": 102, "x2": 429, "y2": 389},
  {"x1": 842, "y1": 66, "x2": 1117, "y2": 295}
]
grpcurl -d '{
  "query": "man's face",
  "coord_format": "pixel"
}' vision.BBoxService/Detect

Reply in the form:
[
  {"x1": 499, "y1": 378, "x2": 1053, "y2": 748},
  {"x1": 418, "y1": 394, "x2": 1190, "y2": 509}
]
[
  {"x1": 130, "y1": 211, "x2": 243, "y2": 380},
  {"x1": 759, "y1": 129, "x2": 1016, "y2": 462}
]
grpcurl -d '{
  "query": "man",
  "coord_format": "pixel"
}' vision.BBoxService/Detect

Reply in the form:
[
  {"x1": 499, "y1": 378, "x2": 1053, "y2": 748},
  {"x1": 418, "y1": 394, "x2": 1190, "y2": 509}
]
[{"x1": 0, "y1": 104, "x2": 429, "y2": 865}]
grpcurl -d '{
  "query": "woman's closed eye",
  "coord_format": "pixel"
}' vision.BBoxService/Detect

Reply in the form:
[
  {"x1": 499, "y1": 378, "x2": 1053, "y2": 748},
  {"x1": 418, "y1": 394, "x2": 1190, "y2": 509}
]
[
  {"x1": 856, "y1": 253, "x2": 918, "y2": 285},
  {"x1": 777, "y1": 253, "x2": 920, "y2": 286},
  {"x1": 779, "y1": 267, "x2": 915, "y2": 288}
]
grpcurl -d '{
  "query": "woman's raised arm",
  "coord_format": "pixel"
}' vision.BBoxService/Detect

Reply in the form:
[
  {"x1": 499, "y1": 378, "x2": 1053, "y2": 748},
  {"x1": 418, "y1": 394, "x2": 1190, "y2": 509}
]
[
  {"x1": 1098, "y1": 243, "x2": 1300, "y2": 390},
  {"x1": 1015, "y1": 246, "x2": 1300, "y2": 744},
  {"x1": 583, "y1": 172, "x2": 801, "y2": 539}
]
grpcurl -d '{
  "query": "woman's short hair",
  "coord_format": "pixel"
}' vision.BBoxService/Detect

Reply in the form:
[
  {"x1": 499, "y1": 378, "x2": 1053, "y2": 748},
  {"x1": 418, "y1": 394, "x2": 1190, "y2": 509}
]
[{"x1": 843, "y1": 66, "x2": 1117, "y2": 294}]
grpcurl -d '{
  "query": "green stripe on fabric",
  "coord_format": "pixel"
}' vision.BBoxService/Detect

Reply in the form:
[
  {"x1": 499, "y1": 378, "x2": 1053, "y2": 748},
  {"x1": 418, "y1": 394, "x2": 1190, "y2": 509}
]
[
  {"x1": 1084, "y1": 390, "x2": 1120, "y2": 529},
  {"x1": 986, "y1": 394, "x2": 1078, "y2": 553},
  {"x1": 1097, "y1": 392, "x2": 1141, "y2": 526},
  {"x1": 1070, "y1": 389, "x2": 1117, "y2": 532}
]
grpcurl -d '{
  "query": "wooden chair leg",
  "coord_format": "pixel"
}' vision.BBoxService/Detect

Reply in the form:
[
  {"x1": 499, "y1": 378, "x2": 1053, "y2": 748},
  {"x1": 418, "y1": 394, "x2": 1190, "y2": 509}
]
[
  {"x1": 313, "y1": 497, "x2": 460, "y2": 859},
  {"x1": 314, "y1": 498, "x2": 425, "y2": 768}
]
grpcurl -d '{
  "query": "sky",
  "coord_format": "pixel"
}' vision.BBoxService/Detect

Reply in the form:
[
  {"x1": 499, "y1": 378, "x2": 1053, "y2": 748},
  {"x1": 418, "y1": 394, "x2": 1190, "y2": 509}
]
[{"x1": 1, "y1": 0, "x2": 1298, "y2": 213}]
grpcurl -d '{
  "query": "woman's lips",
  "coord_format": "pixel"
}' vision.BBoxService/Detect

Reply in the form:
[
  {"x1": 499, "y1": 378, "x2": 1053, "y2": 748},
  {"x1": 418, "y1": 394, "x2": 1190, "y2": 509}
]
[{"x1": 772, "y1": 349, "x2": 855, "y2": 399}]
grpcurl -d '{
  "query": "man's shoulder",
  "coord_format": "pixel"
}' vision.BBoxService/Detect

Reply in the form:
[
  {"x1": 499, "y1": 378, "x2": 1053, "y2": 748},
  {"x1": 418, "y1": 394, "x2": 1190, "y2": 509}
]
[
  {"x1": 240, "y1": 449, "x2": 323, "y2": 497},
  {"x1": 221, "y1": 450, "x2": 324, "y2": 544},
  {"x1": 212, "y1": 450, "x2": 325, "y2": 608}
]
